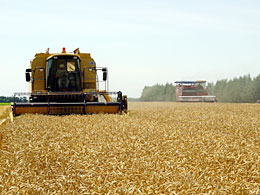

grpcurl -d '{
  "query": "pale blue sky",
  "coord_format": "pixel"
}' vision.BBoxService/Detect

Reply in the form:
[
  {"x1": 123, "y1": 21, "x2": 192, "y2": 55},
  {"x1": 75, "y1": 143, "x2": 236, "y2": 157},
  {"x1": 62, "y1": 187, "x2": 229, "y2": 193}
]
[{"x1": 1, "y1": 0, "x2": 260, "y2": 97}]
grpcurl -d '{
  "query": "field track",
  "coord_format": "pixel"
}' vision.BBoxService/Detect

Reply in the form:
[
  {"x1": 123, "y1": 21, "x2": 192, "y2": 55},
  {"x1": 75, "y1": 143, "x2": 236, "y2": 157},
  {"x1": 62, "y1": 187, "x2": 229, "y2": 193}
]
[{"x1": 0, "y1": 102, "x2": 260, "y2": 194}]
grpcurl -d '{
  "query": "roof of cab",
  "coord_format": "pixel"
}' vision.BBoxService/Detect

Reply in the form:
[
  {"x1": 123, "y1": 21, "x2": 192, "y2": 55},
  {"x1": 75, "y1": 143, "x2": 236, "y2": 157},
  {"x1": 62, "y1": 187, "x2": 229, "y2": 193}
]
[
  {"x1": 46, "y1": 53, "x2": 80, "y2": 60},
  {"x1": 175, "y1": 81, "x2": 206, "y2": 84}
]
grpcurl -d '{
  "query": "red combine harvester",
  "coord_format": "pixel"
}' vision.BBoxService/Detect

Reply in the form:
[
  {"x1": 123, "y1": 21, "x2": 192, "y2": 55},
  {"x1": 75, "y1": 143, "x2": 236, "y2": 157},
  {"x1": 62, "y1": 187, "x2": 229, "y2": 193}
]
[{"x1": 175, "y1": 81, "x2": 217, "y2": 102}]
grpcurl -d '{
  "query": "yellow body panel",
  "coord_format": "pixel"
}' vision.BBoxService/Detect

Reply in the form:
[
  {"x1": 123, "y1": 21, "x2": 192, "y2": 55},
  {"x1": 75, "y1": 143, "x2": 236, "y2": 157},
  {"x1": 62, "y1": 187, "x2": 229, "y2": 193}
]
[
  {"x1": 31, "y1": 53, "x2": 50, "y2": 92},
  {"x1": 14, "y1": 106, "x2": 48, "y2": 115},
  {"x1": 79, "y1": 53, "x2": 97, "y2": 92}
]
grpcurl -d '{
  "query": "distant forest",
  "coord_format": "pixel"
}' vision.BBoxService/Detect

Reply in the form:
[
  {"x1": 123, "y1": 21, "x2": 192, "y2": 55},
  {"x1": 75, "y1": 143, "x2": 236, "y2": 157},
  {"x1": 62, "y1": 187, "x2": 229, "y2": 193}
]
[
  {"x1": 0, "y1": 96, "x2": 26, "y2": 103},
  {"x1": 140, "y1": 74, "x2": 260, "y2": 103},
  {"x1": 140, "y1": 83, "x2": 176, "y2": 102}
]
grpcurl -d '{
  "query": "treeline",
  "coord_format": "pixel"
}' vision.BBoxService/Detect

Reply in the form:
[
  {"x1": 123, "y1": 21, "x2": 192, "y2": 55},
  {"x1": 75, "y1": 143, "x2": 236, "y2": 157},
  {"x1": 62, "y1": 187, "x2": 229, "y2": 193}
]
[
  {"x1": 140, "y1": 74, "x2": 260, "y2": 103},
  {"x1": 208, "y1": 74, "x2": 260, "y2": 103},
  {"x1": 0, "y1": 96, "x2": 27, "y2": 103},
  {"x1": 140, "y1": 83, "x2": 176, "y2": 101}
]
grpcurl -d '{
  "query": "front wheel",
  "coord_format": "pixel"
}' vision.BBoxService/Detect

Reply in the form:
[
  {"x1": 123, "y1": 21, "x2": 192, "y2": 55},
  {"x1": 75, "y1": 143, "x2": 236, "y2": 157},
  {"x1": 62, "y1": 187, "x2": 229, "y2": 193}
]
[{"x1": 122, "y1": 95, "x2": 128, "y2": 113}]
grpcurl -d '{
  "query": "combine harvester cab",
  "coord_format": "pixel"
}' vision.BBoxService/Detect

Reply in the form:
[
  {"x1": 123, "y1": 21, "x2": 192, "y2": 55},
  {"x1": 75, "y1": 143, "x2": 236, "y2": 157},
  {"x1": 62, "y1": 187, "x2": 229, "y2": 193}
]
[
  {"x1": 175, "y1": 81, "x2": 217, "y2": 102},
  {"x1": 12, "y1": 48, "x2": 127, "y2": 116}
]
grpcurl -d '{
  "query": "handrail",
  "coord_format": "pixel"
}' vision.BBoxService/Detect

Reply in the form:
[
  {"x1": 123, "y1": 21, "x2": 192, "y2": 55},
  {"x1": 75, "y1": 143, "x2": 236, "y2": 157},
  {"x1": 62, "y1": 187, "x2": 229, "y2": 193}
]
[{"x1": 14, "y1": 91, "x2": 120, "y2": 96}]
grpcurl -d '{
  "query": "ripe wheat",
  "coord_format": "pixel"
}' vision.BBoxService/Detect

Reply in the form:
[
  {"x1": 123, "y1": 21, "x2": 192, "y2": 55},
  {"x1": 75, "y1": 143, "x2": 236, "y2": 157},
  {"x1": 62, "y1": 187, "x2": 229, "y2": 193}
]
[{"x1": 0, "y1": 102, "x2": 260, "y2": 194}]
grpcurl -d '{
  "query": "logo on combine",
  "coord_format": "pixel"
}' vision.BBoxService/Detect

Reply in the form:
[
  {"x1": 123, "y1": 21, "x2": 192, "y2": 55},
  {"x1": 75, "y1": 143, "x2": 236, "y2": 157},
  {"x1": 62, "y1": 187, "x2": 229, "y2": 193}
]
[{"x1": 90, "y1": 61, "x2": 94, "y2": 65}]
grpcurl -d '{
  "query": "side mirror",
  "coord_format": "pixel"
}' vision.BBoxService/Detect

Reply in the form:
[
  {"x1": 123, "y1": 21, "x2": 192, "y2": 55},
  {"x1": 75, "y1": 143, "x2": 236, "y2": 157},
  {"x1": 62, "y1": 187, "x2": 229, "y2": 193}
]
[
  {"x1": 26, "y1": 72, "x2": 30, "y2": 82},
  {"x1": 103, "y1": 71, "x2": 107, "y2": 81}
]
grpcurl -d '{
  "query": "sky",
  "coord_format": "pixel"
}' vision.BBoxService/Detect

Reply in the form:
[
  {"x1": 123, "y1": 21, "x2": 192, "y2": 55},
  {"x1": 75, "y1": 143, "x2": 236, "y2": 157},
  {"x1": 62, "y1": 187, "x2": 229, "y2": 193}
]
[{"x1": 0, "y1": 0, "x2": 260, "y2": 97}]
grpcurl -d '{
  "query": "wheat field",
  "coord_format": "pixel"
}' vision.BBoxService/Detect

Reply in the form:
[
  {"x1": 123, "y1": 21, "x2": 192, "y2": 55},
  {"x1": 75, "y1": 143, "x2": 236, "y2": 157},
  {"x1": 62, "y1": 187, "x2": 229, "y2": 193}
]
[
  {"x1": 0, "y1": 106, "x2": 9, "y2": 120},
  {"x1": 0, "y1": 102, "x2": 260, "y2": 194}
]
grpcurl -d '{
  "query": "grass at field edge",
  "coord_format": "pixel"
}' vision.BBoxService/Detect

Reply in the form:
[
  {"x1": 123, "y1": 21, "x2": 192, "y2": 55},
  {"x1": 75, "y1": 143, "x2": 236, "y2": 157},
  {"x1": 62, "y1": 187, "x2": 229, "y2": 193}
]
[{"x1": 0, "y1": 103, "x2": 11, "y2": 106}]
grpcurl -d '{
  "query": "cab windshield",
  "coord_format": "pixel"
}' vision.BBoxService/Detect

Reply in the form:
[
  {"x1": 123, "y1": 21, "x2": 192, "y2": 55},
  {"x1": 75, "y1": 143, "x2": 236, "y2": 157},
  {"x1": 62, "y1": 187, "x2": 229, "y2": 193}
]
[{"x1": 47, "y1": 56, "x2": 81, "y2": 92}]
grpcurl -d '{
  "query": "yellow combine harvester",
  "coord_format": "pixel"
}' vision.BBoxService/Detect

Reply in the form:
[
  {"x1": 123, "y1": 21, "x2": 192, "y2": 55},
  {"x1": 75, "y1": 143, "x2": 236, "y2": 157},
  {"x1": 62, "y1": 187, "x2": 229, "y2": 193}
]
[{"x1": 12, "y1": 48, "x2": 127, "y2": 116}]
